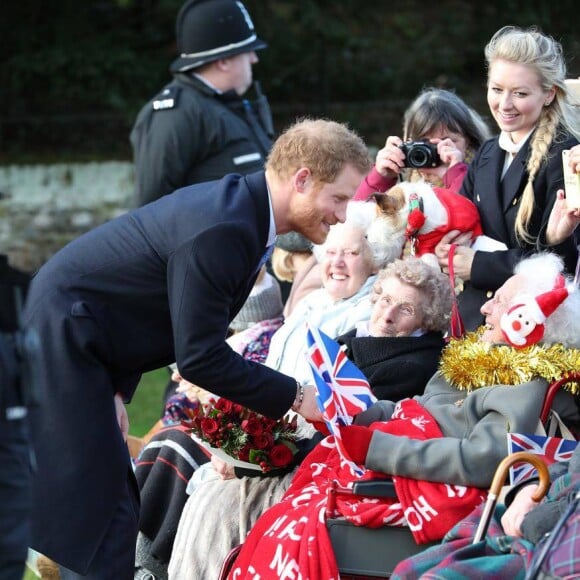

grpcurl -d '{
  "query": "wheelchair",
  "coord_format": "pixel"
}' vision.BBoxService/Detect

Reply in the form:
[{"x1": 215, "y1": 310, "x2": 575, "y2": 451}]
[{"x1": 219, "y1": 373, "x2": 579, "y2": 579}]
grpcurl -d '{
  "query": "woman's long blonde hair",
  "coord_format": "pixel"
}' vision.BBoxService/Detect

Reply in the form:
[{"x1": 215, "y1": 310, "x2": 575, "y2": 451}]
[{"x1": 485, "y1": 26, "x2": 580, "y2": 244}]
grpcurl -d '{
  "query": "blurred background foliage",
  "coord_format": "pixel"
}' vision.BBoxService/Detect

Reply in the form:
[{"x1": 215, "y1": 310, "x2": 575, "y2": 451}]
[{"x1": 1, "y1": 0, "x2": 579, "y2": 163}]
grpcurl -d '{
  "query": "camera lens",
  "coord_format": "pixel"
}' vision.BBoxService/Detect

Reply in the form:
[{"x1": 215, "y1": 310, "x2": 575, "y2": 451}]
[{"x1": 407, "y1": 146, "x2": 430, "y2": 168}]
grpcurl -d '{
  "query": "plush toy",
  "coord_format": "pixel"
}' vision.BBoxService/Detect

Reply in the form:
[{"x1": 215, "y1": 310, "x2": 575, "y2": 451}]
[
  {"x1": 500, "y1": 274, "x2": 570, "y2": 348},
  {"x1": 373, "y1": 181, "x2": 483, "y2": 269}
]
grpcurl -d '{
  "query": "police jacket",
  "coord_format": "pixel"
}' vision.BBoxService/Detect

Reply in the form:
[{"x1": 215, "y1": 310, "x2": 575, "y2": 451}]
[{"x1": 130, "y1": 74, "x2": 273, "y2": 206}]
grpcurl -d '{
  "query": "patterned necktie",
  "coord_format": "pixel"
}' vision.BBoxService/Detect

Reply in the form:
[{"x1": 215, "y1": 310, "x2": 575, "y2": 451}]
[{"x1": 255, "y1": 244, "x2": 274, "y2": 275}]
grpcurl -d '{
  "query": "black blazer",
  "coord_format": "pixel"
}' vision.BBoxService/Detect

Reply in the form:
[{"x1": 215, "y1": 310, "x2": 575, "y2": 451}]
[
  {"x1": 23, "y1": 171, "x2": 296, "y2": 572},
  {"x1": 458, "y1": 130, "x2": 579, "y2": 330}
]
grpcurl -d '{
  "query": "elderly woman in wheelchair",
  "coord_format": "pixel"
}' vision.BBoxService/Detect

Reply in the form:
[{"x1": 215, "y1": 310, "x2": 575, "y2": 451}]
[{"x1": 225, "y1": 252, "x2": 579, "y2": 580}]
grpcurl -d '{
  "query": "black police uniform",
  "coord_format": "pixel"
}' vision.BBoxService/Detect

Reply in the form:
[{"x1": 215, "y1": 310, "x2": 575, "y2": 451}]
[
  {"x1": 130, "y1": 73, "x2": 273, "y2": 206},
  {"x1": 0, "y1": 256, "x2": 32, "y2": 580}
]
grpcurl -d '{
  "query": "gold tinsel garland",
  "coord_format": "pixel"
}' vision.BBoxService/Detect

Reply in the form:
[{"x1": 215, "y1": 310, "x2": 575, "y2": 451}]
[{"x1": 440, "y1": 332, "x2": 580, "y2": 393}]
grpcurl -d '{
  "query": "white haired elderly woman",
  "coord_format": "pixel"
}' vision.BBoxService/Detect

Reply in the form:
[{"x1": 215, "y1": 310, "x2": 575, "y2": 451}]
[
  {"x1": 337, "y1": 257, "x2": 453, "y2": 402},
  {"x1": 264, "y1": 199, "x2": 404, "y2": 385}
]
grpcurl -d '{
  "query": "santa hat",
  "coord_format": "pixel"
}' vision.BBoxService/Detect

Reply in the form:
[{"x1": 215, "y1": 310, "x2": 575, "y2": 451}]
[{"x1": 500, "y1": 275, "x2": 569, "y2": 348}]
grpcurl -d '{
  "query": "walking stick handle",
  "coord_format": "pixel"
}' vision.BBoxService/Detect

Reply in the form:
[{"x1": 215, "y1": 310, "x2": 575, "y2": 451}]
[
  {"x1": 473, "y1": 452, "x2": 551, "y2": 543},
  {"x1": 489, "y1": 451, "x2": 550, "y2": 500}
]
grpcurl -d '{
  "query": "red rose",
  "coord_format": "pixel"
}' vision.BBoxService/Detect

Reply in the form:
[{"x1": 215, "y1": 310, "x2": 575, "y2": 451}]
[
  {"x1": 252, "y1": 432, "x2": 274, "y2": 450},
  {"x1": 269, "y1": 444, "x2": 294, "y2": 468},
  {"x1": 201, "y1": 418, "x2": 220, "y2": 437},
  {"x1": 215, "y1": 398, "x2": 234, "y2": 414},
  {"x1": 263, "y1": 417, "x2": 277, "y2": 430},
  {"x1": 241, "y1": 418, "x2": 263, "y2": 436},
  {"x1": 237, "y1": 445, "x2": 251, "y2": 462}
]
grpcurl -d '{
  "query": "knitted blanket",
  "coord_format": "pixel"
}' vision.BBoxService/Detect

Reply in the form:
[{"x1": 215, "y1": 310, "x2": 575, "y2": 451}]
[
  {"x1": 135, "y1": 426, "x2": 210, "y2": 563},
  {"x1": 229, "y1": 399, "x2": 487, "y2": 579}
]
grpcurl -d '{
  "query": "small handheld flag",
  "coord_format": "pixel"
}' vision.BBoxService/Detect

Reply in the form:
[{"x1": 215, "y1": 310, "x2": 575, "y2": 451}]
[
  {"x1": 306, "y1": 325, "x2": 377, "y2": 475},
  {"x1": 506, "y1": 432, "x2": 578, "y2": 485}
]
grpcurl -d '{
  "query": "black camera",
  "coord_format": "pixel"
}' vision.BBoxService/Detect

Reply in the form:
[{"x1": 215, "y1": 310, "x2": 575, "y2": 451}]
[{"x1": 399, "y1": 141, "x2": 441, "y2": 169}]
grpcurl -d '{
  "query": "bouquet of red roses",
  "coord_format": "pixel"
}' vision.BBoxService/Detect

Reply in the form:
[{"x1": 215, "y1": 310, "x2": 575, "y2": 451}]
[{"x1": 182, "y1": 397, "x2": 299, "y2": 472}]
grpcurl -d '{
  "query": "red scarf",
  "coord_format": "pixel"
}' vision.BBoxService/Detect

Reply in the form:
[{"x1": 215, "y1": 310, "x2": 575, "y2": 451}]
[{"x1": 229, "y1": 399, "x2": 486, "y2": 579}]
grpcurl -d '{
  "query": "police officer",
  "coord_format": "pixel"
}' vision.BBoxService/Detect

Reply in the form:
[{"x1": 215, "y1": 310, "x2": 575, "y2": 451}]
[
  {"x1": 130, "y1": 0, "x2": 274, "y2": 206},
  {"x1": 0, "y1": 255, "x2": 32, "y2": 580}
]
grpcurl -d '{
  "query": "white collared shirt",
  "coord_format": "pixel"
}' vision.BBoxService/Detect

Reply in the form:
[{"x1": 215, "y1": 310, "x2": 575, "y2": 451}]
[{"x1": 498, "y1": 129, "x2": 534, "y2": 179}]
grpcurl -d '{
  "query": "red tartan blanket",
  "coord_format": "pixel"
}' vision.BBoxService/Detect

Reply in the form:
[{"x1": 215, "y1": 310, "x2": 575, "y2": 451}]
[{"x1": 228, "y1": 399, "x2": 487, "y2": 580}]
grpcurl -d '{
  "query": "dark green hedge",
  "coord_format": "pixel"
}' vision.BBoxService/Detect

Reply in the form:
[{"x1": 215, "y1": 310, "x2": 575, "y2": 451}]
[{"x1": 1, "y1": 0, "x2": 578, "y2": 162}]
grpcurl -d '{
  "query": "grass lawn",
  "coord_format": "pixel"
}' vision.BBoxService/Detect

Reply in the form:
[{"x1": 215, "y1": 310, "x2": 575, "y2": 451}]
[
  {"x1": 22, "y1": 367, "x2": 168, "y2": 579},
  {"x1": 127, "y1": 367, "x2": 169, "y2": 436}
]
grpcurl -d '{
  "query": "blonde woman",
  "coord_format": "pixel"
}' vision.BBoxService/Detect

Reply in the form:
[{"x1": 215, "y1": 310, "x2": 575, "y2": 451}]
[{"x1": 435, "y1": 26, "x2": 580, "y2": 331}]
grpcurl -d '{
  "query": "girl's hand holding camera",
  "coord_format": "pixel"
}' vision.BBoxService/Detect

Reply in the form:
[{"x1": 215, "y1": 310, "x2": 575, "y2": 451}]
[
  {"x1": 374, "y1": 135, "x2": 464, "y2": 182},
  {"x1": 434, "y1": 137, "x2": 464, "y2": 169},
  {"x1": 374, "y1": 136, "x2": 406, "y2": 179}
]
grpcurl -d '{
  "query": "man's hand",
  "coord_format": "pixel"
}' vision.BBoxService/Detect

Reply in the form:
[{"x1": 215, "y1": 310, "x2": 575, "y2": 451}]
[
  {"x1": 114, "y1": 393, "x2": 129, "y2": 442},
  {"x1": 501, "y1": 484, "x2": 540, "y2": 537},
  {"x1": 296, "y1": 384, "x2": 323, "y2": 422},
  {"x1": 339, "y1": 425, "x2": 373, "y2": 465}
]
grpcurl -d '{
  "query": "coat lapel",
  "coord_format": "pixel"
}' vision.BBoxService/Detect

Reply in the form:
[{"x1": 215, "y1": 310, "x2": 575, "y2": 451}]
[
  {"x1": 475, "y1": 143, "x2": 511, "y2": 242},
  {"x1": 500, "y1": 139, "x2": 530, "y2": 213}
]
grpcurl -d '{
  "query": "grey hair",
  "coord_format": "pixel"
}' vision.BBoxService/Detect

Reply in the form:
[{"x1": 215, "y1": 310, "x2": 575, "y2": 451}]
[
  {"x1": 513, "y1": 252, "x2": 580, "y2": 347},
  {"x1": 370, "y1": 258, "x2": 453, "y2": 333},
  {"x1": 313, "y1": 201, "x2": 405, "y2": 270}
]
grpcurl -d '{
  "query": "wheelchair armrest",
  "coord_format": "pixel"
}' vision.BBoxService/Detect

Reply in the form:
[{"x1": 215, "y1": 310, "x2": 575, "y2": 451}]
[
  {"x1": 541, "y1": 372, "x2": 580, "y2": 423},
  {"x1": 352, "y1": 479, "x2": 397, "y2": 498},
  {"x1": 326, "y1": 478, "x2": 398, "y2": 518}
]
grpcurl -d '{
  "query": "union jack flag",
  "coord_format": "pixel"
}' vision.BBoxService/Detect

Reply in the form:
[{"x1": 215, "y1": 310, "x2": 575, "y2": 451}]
[
  {"x1": 506, "y1": 432, "x2": 578, "y2": 485},
  {"x1": 306, "y1": 325, "x2": 377, "y2": 475}
]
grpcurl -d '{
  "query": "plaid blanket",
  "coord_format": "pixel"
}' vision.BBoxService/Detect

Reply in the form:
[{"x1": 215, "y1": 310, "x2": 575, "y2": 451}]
[
  {"x1": 392, "y1": 469, "x2": 580, "y2": 579},
  {"x1": 390, "y1": 503, "x2": 534, "y2": 579}
]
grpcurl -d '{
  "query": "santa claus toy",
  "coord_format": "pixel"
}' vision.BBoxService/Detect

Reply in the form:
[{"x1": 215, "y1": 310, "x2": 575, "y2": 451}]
[{"x1": 500, "y1": 275, "x2": 570, "y2": 348}]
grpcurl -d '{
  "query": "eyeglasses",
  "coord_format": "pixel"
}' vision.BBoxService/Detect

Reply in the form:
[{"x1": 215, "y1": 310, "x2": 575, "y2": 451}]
[{"x1": 376, "y1": 295, "x2": 417, "y2": 317}]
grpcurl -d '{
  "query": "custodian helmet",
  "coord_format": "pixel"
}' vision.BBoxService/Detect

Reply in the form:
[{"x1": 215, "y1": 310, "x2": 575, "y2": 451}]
[{"x1": 170, "y1": 0, "x2": 267, "y2": 73}]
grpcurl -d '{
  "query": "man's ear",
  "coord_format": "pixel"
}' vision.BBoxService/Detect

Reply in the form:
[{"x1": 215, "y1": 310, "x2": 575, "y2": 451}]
[
  {"x1": 293, "y1": 167, "x2": 312, "y2": 193},
  {"x1": 213, "y1": 58, "x2": 230, "y2": 71}
]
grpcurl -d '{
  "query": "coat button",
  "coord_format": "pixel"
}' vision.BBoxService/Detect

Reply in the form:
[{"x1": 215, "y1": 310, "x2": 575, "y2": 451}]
[{"x1": 486, "y1": 290, "x2": 493, "y2": 298}]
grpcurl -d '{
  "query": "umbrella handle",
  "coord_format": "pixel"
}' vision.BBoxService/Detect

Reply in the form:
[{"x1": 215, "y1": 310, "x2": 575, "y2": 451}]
[{"x1": 489, "y1": 451, "x2": 550, "y2": 500}]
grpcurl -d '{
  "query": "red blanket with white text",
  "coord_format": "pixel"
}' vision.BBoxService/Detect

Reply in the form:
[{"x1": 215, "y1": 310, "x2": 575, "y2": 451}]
[{"x1": 228, "y1": 399, "x2": 486, "y2": 580}]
